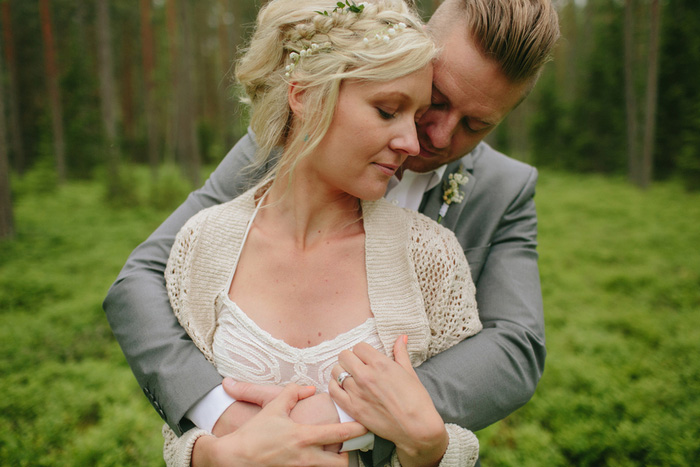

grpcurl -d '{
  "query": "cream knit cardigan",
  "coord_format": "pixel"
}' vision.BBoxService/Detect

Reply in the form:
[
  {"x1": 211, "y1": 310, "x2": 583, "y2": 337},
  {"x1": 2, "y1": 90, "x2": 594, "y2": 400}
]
[{"x1": 162, "y1": 185, "x2": 483, "y2": 466}]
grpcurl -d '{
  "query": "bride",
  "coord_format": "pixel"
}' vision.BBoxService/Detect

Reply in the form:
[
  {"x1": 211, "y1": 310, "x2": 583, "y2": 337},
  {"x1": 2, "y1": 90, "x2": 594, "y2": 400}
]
[{"x1": 163, "y1": 1, "x2": 482, "y2": 465}]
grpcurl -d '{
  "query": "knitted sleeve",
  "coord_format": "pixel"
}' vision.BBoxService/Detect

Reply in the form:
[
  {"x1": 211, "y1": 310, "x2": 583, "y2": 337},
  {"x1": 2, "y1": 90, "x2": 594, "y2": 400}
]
[
  {"x1": 387, "y1": 423, "x2": 479, "y2": 467},
  {"x1": 409, "y1": 213, "x2": 482, "y2": 358},
  {"x1": 162, "y1": 424, "x2": 210, "y2": 467},
  {"x1": 394, "y1": 213, "x2": 482, "y2": 466},
  {"x1": 164, "y1": 208, "x2": 217, "y2": 364},
  {"x1": 162, "y1": 208, "x2": 220, "y2": 467}
]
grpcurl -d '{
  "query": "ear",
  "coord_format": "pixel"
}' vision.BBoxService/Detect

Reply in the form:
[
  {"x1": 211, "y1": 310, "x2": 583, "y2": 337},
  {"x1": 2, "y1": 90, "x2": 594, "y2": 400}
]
[{"x1": 288, "y1": 82, "x2": 305, "y2": 119}]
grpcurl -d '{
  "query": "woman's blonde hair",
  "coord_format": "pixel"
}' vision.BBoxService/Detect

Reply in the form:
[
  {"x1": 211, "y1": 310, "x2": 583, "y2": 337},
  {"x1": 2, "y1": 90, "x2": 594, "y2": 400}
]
[{"x1": 235, "y1": 0, "x2": 436, "y2": 182}]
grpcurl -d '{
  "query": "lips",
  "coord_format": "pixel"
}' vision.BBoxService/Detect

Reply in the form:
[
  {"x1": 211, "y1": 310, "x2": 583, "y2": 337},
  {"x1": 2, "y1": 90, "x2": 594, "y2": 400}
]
[
  {"x1": 418, "y1": 138, "x2": 444, "y2": 159},
  {"x1": 418, "y1": 146, "x2": 443, "y2": 159},
  {"x1": 373, "y1": 163, "x2": 399, "y2": 176}
]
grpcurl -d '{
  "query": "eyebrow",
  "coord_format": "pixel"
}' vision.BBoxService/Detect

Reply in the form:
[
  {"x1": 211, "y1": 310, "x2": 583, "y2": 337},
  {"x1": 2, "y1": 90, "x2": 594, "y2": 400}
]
[{"x1": 372, "y1": 91, "x2": 414, "y2": 101}]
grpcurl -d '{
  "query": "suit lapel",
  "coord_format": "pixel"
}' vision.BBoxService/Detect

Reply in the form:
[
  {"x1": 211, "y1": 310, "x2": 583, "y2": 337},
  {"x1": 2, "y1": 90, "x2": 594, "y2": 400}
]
[{"x1": 419, "y1": 156, "x2": 476, "y2": 229}]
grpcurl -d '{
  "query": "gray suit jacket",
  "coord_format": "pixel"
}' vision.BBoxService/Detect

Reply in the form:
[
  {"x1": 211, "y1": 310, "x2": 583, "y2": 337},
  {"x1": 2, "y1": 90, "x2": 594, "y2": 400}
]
[{"x1": 104, "y1": 129, "x2": 544, "y2": 445}]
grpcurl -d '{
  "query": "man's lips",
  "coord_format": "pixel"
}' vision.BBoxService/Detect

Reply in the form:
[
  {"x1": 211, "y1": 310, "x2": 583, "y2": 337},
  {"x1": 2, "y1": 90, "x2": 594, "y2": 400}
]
[{"x1": 418, "y1": 146, "x2": 443, "y2": 158}]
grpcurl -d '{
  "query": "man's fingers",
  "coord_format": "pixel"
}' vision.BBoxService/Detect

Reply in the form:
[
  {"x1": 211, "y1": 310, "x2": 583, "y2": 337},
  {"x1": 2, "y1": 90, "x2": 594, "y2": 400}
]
[
  {"x1": 224, "y1": 379, "x2": 311, "y2": 407},
  {"x1": 260, "y1": 383, "x2": 319, "y2": 415}
]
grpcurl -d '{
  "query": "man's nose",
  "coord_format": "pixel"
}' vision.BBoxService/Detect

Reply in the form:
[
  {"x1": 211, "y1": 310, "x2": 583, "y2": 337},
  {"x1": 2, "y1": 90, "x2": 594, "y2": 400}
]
[{"x1": 420, "y1": 110, "x2": 459, "y2": 149}]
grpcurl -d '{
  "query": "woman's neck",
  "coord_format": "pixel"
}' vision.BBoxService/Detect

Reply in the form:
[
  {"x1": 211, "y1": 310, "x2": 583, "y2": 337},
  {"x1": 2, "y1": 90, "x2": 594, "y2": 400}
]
[{"x1": 260, "y1": 171, "x2": 363, "y2": 250}]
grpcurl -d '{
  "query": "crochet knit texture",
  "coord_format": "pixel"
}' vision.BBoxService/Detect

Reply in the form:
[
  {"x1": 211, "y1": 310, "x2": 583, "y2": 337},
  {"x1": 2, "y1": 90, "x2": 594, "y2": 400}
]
[{"x1": 163, "y1": 185, "x2": 482, "y2": 466}]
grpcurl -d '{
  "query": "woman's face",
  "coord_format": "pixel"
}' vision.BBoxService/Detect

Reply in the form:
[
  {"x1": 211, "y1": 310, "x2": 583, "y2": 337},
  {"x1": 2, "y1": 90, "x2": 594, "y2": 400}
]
[{"x1": 305, "y1": 65, "x2": 433, "y2": 201}]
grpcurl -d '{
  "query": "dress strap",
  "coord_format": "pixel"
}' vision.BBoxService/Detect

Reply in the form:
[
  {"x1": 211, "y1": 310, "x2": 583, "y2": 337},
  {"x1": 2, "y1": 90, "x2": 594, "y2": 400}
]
[{"x1": 225, "y1": 185, "x2": 270, "y2": 288}]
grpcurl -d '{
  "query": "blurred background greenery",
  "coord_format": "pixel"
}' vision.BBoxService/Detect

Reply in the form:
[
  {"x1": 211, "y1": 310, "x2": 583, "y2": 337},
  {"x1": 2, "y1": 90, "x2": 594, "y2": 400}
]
[{"x1": 1, "y1": 0, "x2": 699, "y2": 465}]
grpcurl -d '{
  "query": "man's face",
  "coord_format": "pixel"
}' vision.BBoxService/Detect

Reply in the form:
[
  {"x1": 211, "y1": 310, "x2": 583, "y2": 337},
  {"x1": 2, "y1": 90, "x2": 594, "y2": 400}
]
[{"x1": 404, "y1": 22, "x2": 532, "y2": 173}]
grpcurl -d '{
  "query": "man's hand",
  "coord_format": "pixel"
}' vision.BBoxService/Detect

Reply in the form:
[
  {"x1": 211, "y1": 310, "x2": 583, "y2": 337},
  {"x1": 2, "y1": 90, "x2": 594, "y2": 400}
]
[
  {"x1": 193, "y1": 383, "x2": 367, "y2": 467},
  {"x1": 211, "y1": 379, "x2": 284, "y2": 436},
  {"x1": 330, "y1": 336, "x2": 448, "y2": 467},
  {"x1": 218, "y1": 378, "x2": 341, "y2": 434}
]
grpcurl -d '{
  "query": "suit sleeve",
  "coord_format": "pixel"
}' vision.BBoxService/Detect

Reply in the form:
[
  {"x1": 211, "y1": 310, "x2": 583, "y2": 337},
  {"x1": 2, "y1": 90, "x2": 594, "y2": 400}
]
[
  {"x1": 414, "y1": 167, "x2": 545, "y2": 431},
  {"x1": 103, "y1": 131, "x2": 259, "y2": 435}
]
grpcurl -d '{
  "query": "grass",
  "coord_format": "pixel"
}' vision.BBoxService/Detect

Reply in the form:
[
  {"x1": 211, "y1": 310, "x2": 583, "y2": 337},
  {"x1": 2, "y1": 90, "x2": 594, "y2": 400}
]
[{"x1": 1, "y1": 168, "x2": 699, "y2": 465}]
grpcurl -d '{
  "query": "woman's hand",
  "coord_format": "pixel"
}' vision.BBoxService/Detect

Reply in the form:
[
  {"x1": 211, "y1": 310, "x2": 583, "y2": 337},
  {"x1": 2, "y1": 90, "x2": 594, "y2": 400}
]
[
  {"x1": 330, "y1": 336, "x2": 449, "y2": 467},
  {"x1": 193, "y1": 383, "x2": 367, "y2": 466},
  {"x1": 220, "y1": 379, "x2": 343, "y2": 452}
]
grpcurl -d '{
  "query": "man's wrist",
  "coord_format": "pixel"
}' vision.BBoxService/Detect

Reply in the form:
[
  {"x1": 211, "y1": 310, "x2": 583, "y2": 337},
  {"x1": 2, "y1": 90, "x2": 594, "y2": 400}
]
[
  {"x1": 332, "y1": 400, "x2": 375, "y2": 452},
  {"x1": 186, "y1": 384, "x2": 236, "y2": 433}
]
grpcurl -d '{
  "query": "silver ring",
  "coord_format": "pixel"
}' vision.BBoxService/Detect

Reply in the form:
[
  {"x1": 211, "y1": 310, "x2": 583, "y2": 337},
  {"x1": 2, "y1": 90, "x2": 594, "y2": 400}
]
[{"x1": 337, "y1": 371, "x2": 353, "y2": 389}]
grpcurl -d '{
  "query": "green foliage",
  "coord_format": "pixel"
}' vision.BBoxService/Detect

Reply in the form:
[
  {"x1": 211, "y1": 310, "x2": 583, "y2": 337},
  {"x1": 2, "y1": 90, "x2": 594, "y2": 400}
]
[
  {"x1": 1, "y1": 179, "x2": 171, "y2": 466},
  {"x1": 148, "y1": 164, "x2": 194, "y2": 211},
  {"x1": 478, "y1": 171, "x2": 700, "y2": 466},
  {"x1": 2, "y1": 172, "x2": 699, "y2": 465},
  {"x1": 530, "y1": 0, "x2": 627, "y2": 174},
  {"x1": 10, "y1": 157, "x2": 59, "y2": 198},
  {"x1": 656, "y1": 0, "x2": 700, "y2": 188}
]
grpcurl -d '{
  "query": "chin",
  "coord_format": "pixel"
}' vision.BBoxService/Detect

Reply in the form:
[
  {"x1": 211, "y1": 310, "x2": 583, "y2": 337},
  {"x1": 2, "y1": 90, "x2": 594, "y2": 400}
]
[{"x1": 404, "y1": 158, "x2": 440, "y2": 174}]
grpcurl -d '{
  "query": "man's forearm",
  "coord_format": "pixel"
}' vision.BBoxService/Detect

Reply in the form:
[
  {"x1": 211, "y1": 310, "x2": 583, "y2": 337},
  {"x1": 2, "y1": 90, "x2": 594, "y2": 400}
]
[
  {"x1": 415, "y1": 245, "x2": 544, "y2": 430},
  {"x1": 415, "y1": 168, "x2": 545, "y2": 431},
  {"x1": 104, "y1": 132, "x2": 260, "y2": 433},
  {"x1": 104, "y1": 194, "x2": 228, "y2": 433}
]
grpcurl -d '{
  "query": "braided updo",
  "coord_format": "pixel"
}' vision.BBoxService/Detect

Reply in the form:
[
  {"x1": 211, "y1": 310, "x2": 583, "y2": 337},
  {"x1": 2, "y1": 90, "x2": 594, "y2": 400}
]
[{"x1": 235, "y1": 0, "x2": 436, "y2": 181}]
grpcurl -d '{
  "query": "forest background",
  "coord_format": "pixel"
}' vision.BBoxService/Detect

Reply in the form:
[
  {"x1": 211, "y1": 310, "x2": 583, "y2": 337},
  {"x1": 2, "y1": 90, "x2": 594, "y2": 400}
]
[{"x1": 1, "y1": 0, "x2": 699, "y2": 466}]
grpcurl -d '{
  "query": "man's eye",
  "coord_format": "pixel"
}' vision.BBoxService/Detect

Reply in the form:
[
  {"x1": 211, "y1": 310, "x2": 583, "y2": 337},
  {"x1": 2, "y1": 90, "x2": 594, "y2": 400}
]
[{"x1": 377, "y1": 108, "x2": 396, "y2": 120}]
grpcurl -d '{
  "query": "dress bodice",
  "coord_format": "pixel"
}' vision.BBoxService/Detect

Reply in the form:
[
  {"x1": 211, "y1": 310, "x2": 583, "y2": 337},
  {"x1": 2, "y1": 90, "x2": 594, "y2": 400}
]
[{"x1": 213, "y1": 291, "x2": 382, "y2": 389}]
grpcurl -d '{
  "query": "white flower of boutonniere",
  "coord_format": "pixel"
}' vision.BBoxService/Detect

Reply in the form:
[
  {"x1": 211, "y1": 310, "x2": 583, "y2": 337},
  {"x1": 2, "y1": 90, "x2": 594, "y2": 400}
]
[{"x1": 437, "y1": 167, "x2": 468, "y2": 224}]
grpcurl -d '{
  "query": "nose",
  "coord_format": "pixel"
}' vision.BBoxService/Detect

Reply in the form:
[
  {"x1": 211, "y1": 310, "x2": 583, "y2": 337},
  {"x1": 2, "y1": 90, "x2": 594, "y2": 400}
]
[
  {"x1": 419, "y1": 109, "x2": 459, "y2": 150},
  {"x1": 390, "y1": 119, "x2": 421, "y2": 157}
]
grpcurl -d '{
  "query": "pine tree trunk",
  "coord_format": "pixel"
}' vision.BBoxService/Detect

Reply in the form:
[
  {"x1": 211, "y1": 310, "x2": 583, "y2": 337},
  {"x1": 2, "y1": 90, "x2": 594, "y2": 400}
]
[
  {"x1": 140, "y1": 0, "x2": 159, "y2": 179},
  {"x1": 164, "y1": 0, "x2": 179, "y2": 164},
  {"x1": 39, "y1": 0, "x2": 66, "y2": 183},
  {"x1": 217, "y1": 0, "x2": 234, "y2": 151},
  {"x1": 624, "y1": 0, "x2": 641, "y2": 185},
  {"x1": 96, "y1": 0, "x2": 121, "y2": 197},
  {"x1": 119, "y1": 19, "x2": 136, "y2": 144},
  {"x1": 640, "y1": 0, "x2": 661, "y2": 189},
  {"x1": 175, "y1": 0, "x2": 200, "y2": 187},
  {"x1": 1, "y1": 2, "x2": 25, "y2": 174},
  {"x1": 0, "y1": 32, "x2": 14, "y2": 239}
]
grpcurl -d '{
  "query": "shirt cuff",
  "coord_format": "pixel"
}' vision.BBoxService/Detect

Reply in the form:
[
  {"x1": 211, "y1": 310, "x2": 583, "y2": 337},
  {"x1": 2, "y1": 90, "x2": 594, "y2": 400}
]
[
  {"x1": 333, "y1": 400, "x2": 375, "y2": 452},
  {"x1": 185, "y1": 384, "x2": 236, "y2": 433}
]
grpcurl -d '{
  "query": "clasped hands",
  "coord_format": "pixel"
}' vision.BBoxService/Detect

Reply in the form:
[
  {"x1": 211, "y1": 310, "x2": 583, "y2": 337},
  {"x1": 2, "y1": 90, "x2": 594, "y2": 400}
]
[{"x1": 193, "y1": 336, "x2": 448, "y2": 467}]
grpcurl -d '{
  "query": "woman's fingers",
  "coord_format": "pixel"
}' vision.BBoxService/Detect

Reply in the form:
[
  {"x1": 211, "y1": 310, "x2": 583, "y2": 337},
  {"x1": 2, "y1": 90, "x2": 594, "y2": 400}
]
[
  {"x1": 392, "y1": 335, "x2": 416, "y2": 374},
  {"x1": 303, "y1": 421, "x2": 368, "y2": 447}
]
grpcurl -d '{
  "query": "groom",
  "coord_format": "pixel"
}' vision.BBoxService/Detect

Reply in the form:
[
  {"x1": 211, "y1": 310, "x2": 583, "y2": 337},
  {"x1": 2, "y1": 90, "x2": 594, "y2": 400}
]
[{"x1": 104, "y1": 0, "x2": 560, "y2": 464}]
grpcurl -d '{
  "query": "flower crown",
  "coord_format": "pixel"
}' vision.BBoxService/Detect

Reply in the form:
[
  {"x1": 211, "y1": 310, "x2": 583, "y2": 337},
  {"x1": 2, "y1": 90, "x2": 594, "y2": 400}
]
[
  {"x1": 316, "y1": 1, "x2": 368, "y2": 16},
  {"x1": 284, "y1": 1, "x2": 408, "y2": 78}
]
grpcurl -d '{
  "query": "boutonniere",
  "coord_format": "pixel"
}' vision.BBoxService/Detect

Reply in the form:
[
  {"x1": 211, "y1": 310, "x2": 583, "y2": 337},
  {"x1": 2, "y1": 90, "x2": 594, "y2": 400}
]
[{"x1": 437, "y1": 167, "x2": 468, "y2": 224}]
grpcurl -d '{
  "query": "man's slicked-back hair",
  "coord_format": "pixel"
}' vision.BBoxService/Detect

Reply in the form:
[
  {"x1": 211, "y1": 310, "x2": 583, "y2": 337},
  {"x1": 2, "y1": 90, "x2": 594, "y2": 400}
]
[{"x1": 432, "y1": 0, "x2": 560, "y2": 83}]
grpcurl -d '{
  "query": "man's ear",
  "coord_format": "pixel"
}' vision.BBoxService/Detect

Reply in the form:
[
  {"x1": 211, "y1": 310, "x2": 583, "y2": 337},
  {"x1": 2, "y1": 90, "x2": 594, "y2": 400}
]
[{"x1": 288, "y1": 82, "x2": 305, "y2": 118}]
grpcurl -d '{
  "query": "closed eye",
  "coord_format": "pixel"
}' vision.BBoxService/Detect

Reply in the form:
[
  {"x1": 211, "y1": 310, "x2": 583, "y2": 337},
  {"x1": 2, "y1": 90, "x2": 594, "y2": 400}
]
[{"x1": 377, "y1": 108, "x2": 396, "y2": 120}]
